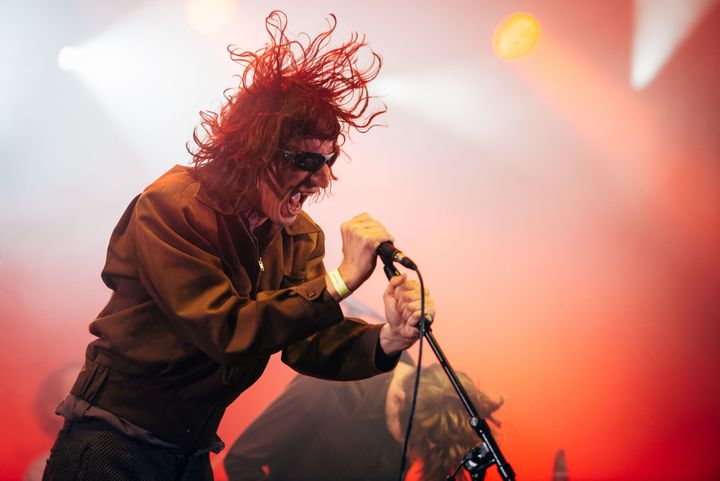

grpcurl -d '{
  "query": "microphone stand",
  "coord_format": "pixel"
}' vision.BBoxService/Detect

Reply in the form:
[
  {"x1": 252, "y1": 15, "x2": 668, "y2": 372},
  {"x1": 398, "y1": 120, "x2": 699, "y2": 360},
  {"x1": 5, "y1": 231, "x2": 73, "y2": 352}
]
[{"x1": 381, "y1": 257, "x2": 516, "y2": 481}]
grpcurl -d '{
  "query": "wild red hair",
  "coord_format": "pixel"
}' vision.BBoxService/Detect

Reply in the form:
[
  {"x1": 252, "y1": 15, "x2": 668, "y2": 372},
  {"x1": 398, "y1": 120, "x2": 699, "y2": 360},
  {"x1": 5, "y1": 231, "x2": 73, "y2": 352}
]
[{"x1": 189, "y1": 11, "x2": 385, "y2": 213}]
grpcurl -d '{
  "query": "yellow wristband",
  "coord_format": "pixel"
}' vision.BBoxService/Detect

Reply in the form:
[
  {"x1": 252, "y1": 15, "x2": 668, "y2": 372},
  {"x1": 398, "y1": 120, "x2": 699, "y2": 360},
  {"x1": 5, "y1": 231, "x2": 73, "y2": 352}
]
[{"x1": 328, "y1": 268, "x2": 350, "y2": 299}]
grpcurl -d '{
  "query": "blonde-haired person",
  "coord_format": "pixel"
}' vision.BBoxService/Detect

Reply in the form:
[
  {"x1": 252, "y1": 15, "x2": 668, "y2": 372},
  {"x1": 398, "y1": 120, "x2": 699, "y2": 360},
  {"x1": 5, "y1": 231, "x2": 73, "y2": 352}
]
[
  {"x1": 396, "y1": 365, "x2": 503, "y2": 481},
  {"x1": 225, "y1": 359, "x2": 502, "y2": 481}
]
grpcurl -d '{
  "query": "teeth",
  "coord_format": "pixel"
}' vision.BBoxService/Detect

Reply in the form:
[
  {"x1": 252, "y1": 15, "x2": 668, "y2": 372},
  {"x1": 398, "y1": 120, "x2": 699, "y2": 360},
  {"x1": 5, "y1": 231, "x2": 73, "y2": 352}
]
[
  {"x1": 287, "y1": 191, "x2": 302, "y2": 215},
  {"x1": 288, "y1": 192, "x2": 302, "y2": 215}
]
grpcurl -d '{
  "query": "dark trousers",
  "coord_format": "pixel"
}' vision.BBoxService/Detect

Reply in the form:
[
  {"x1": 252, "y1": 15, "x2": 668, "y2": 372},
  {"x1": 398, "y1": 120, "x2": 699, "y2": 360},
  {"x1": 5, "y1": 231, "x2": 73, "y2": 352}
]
[{"x1": 42, "y1": 419, "x2": 214, "y2": 481}]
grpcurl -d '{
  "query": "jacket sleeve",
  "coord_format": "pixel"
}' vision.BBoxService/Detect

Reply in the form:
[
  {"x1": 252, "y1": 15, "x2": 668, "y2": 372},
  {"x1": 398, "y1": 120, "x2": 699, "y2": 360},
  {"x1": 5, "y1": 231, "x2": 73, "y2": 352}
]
[
  {"x1": 223, "y1": 376, "x2": 328, "y2": 481},
  {"x1": 283, "y1": 320, "x2": 400, "y2": 380},
  {"x1": 131, "y1": 185, "x2": 344, "y2": 365}
]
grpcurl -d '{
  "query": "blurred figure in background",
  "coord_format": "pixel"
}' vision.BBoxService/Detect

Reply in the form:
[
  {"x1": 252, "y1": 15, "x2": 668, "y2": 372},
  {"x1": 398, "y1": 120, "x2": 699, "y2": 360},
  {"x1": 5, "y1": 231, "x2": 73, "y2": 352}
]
[
  {"x1": 23, "y1": 364, "x2": 80, "y2": 481},
  {"x1": 225, "y1": 362, "x2": 502, "y2": 481}
]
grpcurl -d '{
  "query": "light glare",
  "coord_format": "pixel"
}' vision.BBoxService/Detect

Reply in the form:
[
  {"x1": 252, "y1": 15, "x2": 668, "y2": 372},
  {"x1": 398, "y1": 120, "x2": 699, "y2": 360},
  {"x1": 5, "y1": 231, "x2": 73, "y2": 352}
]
[
  {"x1": 632, "y1": 0, "x2": 716, "y2": 90},
  {"x1": 57, "y1": 46, "x2": 81, "y2": 71},
  {"x1": 493, "y1": 12, "x2": 541, "y2": 60},
  {"x1": 184, "y1": 0, "x2": 235, "y2": 35}
]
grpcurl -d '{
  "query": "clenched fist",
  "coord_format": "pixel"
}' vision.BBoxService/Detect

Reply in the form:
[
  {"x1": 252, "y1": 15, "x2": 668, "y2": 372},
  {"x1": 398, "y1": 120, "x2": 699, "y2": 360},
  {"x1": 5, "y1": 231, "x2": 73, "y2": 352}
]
[
  {"x1": 379, "y1": 274, "x2": 435, "y2": 355},
  {"x1": 336, "y1": 213, "x2": 393, "y2": 292}
]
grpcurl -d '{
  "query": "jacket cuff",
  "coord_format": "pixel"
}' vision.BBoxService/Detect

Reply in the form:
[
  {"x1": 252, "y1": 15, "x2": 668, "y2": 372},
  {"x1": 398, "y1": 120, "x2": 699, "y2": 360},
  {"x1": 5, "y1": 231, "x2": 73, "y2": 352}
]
[{"x1": 372, "y1": 326, "x2": 401, "y2": 372}]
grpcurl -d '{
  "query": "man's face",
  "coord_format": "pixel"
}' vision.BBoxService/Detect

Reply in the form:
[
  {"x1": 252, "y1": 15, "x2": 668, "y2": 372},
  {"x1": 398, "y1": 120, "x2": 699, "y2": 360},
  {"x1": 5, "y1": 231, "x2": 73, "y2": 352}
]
[{"x1": 256, "y1": 138, "x2": 334, "y2": 227}]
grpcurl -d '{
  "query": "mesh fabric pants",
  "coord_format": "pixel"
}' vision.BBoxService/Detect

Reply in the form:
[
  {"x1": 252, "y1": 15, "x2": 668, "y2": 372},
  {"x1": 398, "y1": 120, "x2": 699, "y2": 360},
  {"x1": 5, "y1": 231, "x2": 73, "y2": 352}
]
[{"x1": 41, "y1": 419, "x2": 214, "y2": 481}]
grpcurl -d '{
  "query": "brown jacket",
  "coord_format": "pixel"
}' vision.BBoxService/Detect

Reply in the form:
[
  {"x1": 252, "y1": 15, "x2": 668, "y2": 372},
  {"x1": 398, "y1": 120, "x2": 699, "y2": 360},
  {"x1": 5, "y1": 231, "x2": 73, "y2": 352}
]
[{"x1": 70, "y1": 166, "x2": 395, "y2": 450}]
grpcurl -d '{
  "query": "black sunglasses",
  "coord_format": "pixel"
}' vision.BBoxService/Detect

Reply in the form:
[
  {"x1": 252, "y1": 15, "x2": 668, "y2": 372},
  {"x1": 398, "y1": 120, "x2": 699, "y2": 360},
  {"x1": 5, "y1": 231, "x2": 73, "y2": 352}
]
[{"x1": 277, "y1": 148, "x2": 338, "y2": 172}]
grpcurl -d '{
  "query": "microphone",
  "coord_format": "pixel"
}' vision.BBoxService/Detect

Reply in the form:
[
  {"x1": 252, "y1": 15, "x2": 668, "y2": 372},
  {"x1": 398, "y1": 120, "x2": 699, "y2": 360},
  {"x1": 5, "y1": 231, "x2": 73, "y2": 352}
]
[{"x1": 377, "y1": 241, "x2": 418, "y2": 270}]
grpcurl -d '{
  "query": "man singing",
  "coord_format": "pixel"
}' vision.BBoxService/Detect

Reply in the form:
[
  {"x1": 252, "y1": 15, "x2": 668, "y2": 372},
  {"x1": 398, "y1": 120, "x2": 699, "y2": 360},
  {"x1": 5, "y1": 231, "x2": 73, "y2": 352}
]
[{"x1": 43, "y1": 11, "x2": 434, "y2": 481}]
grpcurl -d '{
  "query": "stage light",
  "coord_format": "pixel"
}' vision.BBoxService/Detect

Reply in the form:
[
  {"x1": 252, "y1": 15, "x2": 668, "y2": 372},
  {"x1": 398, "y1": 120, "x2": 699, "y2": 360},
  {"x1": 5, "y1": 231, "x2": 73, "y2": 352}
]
[
  {"x1": 493, "y1": 12, "x2": 541, "y2": 60},
  {"x1": 632, "y1": 0, "x2": 716, "y2": 90},
  {"x1": 184, "y1": 0, "x2": 235, "y2": 35},
  {"x1": 57, "y1": 46, "x2": 81, "y2": 72},
  {"x1": 62, "y1": 0, "x2": 231, "y2": 171}
]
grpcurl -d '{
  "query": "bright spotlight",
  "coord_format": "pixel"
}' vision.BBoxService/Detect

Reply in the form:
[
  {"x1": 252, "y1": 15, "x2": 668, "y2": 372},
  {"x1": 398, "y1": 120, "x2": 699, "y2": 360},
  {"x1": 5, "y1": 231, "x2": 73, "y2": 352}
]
[
  {"x1": 493, "y1": 12, "x2": 541, "y2": 60},
  {"x1": 632, "y1": 0, "x2": 716, "y2": 90},
  {"x1": 62, "y1": 0, "x2": 234, "y2": 172},
  {"x1": 57, "y1": 46, "x2": 81, "y2": 72},
  {"x1": 184, "y1": 0, "x2": 235, "y2": 35}
]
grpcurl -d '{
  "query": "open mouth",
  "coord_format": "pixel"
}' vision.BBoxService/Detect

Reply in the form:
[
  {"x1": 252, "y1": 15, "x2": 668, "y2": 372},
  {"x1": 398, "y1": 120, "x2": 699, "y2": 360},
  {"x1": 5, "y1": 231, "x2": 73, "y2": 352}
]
[{"x1": 287, "y1": 190, "x2": 306, "y2": 215}]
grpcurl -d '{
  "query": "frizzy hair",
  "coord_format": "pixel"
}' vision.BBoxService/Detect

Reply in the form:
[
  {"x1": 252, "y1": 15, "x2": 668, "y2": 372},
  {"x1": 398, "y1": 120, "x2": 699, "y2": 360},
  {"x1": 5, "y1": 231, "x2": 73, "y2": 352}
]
[
  {"x1": 398, "y1": 365, "x2": 504, "y2": 481},
  {"x1": 188, "y1": 10, "x2": 386, "y2": 213}
]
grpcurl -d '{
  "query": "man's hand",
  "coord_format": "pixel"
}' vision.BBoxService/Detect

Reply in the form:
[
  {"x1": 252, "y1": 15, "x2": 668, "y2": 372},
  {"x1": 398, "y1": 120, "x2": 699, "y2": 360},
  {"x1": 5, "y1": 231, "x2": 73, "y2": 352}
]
[
  {"x1": 379, "y1": 274, "x2": 435, "y2": 355},
  {"x1": 327, "y1": 214, "x2": 393, "y2": 299}
]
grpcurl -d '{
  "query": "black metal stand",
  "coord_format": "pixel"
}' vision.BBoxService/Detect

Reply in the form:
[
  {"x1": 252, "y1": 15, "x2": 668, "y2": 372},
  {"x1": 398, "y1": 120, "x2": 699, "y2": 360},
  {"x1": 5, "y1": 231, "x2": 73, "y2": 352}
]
[
  {"x1": 449, "y1": 444, "x2": 498, "y2": 480},
  {"x1": 382, "y1": 257, "x2": 515, "y2": 481}
]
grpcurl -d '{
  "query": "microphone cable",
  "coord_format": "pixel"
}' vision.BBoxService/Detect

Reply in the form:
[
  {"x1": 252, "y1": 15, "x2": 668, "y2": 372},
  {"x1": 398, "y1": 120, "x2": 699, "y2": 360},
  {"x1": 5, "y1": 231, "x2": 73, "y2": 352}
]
[{"x1": 397, "y1": 267, "x2": 428, "y2": 481}]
